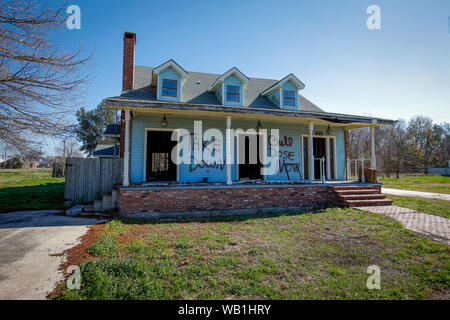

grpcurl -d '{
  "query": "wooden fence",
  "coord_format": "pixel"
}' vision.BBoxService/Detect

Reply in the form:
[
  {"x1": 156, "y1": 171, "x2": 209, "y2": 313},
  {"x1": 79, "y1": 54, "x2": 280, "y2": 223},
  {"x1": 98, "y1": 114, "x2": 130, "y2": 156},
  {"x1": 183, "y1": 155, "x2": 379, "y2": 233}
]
[{"x1": 65, "y1": 157, "x2": 122, "y2": 204}]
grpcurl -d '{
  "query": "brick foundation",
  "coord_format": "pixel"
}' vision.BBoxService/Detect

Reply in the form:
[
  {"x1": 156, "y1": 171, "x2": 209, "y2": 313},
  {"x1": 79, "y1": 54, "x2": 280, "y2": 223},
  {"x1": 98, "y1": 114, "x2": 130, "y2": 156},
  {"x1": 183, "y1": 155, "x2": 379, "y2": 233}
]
[{"x1": 119, "y1": 185, "x2": 343, "y2": 216}]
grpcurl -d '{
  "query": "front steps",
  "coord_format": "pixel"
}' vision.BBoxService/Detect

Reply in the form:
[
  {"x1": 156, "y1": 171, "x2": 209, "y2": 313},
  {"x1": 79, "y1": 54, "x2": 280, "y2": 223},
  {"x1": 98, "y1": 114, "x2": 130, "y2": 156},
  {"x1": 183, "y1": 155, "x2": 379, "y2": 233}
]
[{"x1": 334, "y1": 185, "x2": 392, "y2": 207}]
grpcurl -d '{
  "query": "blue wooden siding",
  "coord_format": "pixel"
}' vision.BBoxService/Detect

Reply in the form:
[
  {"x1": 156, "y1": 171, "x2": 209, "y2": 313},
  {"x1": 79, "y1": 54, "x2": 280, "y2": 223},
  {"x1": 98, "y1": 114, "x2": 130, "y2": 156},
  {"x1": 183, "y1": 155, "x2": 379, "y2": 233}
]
[
  {"x1": 214, "y1": 83, "x2": 223, "y2": 103},
  {"x1": 268, "y1": 89, "x2": 280, "y2": 107},
  {"x1": 158, "y1": 67, "x2": 181, "y2": 102},
  {"x1": 223, "y1": 75, "x2": 243, "y2": 106},
  {"x1": 281, "y1": 81, "x2": 298, "y2": 110},
  {"x1": 130, "y1": 114, "x2": 346, "y2": 183}
]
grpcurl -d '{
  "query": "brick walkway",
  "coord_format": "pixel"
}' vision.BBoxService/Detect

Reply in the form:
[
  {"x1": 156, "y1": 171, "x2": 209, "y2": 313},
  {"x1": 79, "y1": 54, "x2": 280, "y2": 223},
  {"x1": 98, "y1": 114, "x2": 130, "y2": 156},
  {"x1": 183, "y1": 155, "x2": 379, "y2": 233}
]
[{"x1": 357, "y1": 206, "x2": 450, "y2": 245}]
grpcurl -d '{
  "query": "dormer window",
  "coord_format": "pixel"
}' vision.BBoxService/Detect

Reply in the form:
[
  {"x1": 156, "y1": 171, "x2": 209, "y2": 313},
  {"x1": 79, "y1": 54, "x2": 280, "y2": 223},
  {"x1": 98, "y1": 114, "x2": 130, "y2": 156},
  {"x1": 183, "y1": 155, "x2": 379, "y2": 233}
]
[
  {"x1": 226, "y1": 85, "x2": 240, "y2": 103},
  {"x1": 261, "y1": 74, "x2": 305, "y2": 109},
  {"x1": 209, "y1": 67, "x2": 249, "y2": 106},
  {"x1": 162, "y1": 79, "x2": 177, "y2": 97},
  {"x1": 283, "y1": 90, "x2": 295, "y2": 107},
  {"x1": 152, "y1": 59, "x2": 189, "y2": 102}
]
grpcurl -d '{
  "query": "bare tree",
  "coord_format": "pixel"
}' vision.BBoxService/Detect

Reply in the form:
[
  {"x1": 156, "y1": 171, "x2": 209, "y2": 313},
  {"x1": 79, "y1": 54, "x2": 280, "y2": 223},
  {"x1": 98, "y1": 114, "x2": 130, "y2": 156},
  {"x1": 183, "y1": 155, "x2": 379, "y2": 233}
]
[
  {"x1": 0, "y1": 0, "x2": 90, "y2": 151},
  {"x1": 56, "y1": 139, "x2": 82, "y2": 158}
]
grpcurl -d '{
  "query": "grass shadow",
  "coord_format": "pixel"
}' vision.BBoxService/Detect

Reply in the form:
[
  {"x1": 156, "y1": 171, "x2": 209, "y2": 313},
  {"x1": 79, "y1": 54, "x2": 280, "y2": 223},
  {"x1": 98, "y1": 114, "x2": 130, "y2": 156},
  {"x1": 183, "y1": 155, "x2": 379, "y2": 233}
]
[
  {"x1": 0, "y1": 182, "x2": 65, "y2": 211},
  {"x1": 111, "y1": 205, "x2": 334, "y2": 226}
]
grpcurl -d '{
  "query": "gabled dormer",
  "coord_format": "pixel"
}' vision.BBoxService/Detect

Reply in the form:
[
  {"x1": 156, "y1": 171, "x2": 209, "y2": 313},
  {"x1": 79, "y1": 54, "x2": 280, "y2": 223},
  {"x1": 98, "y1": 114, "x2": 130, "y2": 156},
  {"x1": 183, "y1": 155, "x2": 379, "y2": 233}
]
[
  {"x1": 152, "y1": 59, "x2": 189, "y2": 102},
  {"x1": 209, "y1": 67, "x2": 249, "y2": 106},
  {"x1": 262, "y1": 74, "x2": 305, "y2": 110}
]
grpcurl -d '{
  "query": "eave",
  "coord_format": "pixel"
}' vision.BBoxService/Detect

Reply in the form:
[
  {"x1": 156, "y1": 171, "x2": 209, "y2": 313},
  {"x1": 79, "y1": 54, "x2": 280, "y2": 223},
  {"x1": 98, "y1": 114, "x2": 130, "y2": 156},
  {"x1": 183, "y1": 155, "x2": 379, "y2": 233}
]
[{"x1": 105, "y1": 96, "x2": 396, "y2": 129}]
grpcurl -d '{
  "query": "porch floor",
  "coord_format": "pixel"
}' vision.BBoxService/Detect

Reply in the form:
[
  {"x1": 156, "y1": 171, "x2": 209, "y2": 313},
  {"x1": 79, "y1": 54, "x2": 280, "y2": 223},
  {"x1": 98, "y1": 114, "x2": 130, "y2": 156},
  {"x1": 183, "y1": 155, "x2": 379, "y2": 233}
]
[{"x1": 122, "y1": 179, "x2": 376, "y2": 190}]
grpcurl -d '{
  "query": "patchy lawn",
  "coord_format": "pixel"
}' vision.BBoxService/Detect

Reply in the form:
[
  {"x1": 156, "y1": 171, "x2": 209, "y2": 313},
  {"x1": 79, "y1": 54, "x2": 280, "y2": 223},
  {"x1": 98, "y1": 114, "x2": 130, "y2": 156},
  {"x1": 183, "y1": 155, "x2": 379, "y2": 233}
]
[
  {"x1": 379, "y1": 175, "x2": 450, "y2": 194},
  {"x1": 0, "y1": 169, "x2": 65, "y2": 211},
  {"x1": 387, "y1": 195, "x2": 450, "y2": 219},
  {"x1": 55, "y1": 208, "x2": 449, "y2": 300}
]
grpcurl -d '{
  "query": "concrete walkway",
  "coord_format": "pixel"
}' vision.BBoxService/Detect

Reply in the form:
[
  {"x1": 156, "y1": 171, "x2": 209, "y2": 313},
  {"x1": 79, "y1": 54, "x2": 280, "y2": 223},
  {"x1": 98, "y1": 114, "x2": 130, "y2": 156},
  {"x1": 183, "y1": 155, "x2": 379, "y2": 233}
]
[
  {"x1": 382, "y1": 188, "x2": 450, "y2": 201},
  {"x1": 357, "y1": 206, "x2": 450, "y2": 245},
  {"x1": 0, "y1": 210, "x2": 107, "y2": 300}
]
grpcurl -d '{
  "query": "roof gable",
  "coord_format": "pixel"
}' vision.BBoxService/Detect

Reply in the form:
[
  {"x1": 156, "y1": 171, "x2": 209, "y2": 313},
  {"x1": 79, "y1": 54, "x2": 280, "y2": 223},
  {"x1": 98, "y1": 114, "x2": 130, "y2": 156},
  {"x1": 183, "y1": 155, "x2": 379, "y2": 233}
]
[
  {"x1": 261, "y1": 73, "x2": 305, "y2": 96},
  {"x1": 209, "y1": 67, "x2": 250, "y2": 92},
  {"x1": 151, "y1": 59, "x2": 189, "y2": 85}
]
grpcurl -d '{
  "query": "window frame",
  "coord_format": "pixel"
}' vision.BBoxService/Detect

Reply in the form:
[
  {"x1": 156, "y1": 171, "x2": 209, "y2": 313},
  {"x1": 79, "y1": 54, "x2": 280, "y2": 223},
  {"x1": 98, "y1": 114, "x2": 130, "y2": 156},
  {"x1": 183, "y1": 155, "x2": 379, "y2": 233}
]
[
  {"x1": 283, "y1": 90, "x2": 296, "y2": 107},
  {"x1": 161, "y1": 79, "x2": 178, "y2": 98},
  {"x1": 225, "y1": 85, "x2": 240, "y2": 103}
]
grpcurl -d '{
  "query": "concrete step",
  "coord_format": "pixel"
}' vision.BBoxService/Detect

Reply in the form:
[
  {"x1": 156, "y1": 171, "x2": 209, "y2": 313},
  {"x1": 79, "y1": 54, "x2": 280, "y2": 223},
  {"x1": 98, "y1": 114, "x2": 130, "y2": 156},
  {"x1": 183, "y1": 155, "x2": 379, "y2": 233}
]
[
  {"x1": 335, "y1": 189, "x2": 380, "y2": 195},
  {"x1": 102, "y1": 193, "x2": 113, "y2": 211},
  {"x1": 334, "y1": 185, "x2": 378, "y2": 190},
  {"x1": 339, "y1": 194, "x2": 386, "y2": 200},
  {"x1": 346, "y1": 199, "x2": 393, "y2": 207}
]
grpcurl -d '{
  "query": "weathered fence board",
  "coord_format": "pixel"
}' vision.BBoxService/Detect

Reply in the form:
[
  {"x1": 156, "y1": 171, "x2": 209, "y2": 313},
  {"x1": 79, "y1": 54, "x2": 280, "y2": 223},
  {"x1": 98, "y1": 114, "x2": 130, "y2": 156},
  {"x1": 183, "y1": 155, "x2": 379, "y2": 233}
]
[{"x1": 65, "y1": 157, "x2": 122, "y2": 204}]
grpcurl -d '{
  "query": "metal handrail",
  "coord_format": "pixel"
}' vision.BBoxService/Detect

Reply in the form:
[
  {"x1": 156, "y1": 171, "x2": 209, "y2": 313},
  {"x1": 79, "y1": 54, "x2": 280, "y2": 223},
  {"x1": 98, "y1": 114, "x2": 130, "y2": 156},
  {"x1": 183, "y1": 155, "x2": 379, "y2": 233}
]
[{"x1": 314, "y1": 157, "x2": 326, "y2": 183}]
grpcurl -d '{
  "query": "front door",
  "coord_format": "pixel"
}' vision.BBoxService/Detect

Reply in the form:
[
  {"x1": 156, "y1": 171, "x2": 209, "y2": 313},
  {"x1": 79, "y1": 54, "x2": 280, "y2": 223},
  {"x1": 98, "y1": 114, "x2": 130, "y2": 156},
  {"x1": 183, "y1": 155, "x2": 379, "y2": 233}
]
[
  {"x1": 146, "y1": 131, "x2": 177, "y2": 181},
  {"x1": 303, "y1": 136, "x2": 334, "y2": 180},
  {"x1": 313, "y1": 137, "x2": 326, "y2": 180},
  {"x1": 238, "y1": 134, "x2": 262, "y2": 180}
]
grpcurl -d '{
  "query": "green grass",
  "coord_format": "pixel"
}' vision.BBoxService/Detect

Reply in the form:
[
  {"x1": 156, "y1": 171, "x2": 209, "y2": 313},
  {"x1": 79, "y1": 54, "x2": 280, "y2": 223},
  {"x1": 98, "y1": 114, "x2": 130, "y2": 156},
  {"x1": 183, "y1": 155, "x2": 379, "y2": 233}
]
[
  {"x1": 387, "y1": 195, "x2": 450, "y2": 219},
  {"x1": 56, "y1": 208, "x2": 449, "y2": 300},
  {"x1": 379, "y1": 175, "x2": 450, "y2": 194},
  {"x1": 0, "y1": 168, "x2": 65, "y2": 211}
]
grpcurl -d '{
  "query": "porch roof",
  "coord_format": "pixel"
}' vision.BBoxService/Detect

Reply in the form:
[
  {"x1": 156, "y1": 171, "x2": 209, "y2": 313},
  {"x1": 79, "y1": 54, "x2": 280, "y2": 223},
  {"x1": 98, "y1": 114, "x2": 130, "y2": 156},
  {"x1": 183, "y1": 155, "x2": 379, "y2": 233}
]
[{"x1": 106, "y1": 96, "x2": 396, "y2": 129}]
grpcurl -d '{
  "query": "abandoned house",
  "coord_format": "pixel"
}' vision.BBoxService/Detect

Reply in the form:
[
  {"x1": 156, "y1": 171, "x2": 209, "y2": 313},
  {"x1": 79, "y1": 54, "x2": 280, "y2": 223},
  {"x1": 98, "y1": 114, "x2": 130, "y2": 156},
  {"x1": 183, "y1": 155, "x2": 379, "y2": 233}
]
[{"x1": 104, "y1": 32, "x2": 395, "y2": 217}]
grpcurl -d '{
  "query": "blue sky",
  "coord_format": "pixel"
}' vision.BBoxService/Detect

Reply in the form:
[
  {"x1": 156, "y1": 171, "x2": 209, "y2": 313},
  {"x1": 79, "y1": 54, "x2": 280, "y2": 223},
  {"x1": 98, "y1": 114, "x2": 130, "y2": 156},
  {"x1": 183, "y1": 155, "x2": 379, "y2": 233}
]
[
  {"x1": 49, "y1": 0, "x2": 450, "y2": 154},
  {"x1": 62, "y1": 0, "x2": 450, "y2": 123}
]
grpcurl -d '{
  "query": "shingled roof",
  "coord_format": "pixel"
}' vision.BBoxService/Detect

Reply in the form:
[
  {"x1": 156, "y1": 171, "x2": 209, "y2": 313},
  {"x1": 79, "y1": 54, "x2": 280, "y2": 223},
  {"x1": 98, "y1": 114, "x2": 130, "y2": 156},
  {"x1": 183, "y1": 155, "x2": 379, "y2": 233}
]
[{"x1": 120, "y1": 66, "x2": 324, "y2": 113}]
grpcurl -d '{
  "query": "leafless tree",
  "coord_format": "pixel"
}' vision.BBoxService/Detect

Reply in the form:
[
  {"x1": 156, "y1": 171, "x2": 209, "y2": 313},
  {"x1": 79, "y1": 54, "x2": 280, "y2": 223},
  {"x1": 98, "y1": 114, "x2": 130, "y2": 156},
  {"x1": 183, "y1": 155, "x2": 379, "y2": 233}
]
[
  {"x1": 0, "y1": 0, "x2": 90, "y2": 151},
  {"x1": 56, "y1": 139, "x2": 82, "y2": 158},
  {"x1": 350, "y1": 116, "x2": 449, "y2": 177}
]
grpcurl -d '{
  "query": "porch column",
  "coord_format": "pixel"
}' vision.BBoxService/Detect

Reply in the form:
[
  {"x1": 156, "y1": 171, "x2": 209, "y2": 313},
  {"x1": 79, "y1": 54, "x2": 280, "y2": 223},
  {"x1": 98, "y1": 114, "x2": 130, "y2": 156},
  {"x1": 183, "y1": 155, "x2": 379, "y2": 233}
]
[
  {"x1": 325, "y1": 138, "x2": 331, "y2": 180},
  {"x1": 123, "y1": 110, "x2": 130, "y2": 187},
  {"x1": 308, "y1": 121, "x2": 314, "y2": 181},
  {"x1": 370, "y1": 126, "x2": 376, "y2": 169},
  {"x1": 226, "y1": 116, "x2": 232, "y2": 185}
]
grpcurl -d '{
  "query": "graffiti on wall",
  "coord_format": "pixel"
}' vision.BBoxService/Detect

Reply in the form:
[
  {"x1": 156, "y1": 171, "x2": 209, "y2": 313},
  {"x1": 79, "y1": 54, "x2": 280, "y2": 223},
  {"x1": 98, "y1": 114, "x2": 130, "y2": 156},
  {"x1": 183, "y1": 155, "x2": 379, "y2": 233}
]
[{"x1": 269, "y1": 135, "x2": 303, "y2": 181}]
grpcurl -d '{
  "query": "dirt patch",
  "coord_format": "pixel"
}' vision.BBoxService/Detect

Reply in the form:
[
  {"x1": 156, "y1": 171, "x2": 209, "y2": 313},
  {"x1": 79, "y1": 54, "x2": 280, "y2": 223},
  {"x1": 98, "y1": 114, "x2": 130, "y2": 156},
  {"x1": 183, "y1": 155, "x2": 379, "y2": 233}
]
[
  {"x1": 115, "y1": 224, "x2": 151, "y2": 244},
  {"x1": 47, "y1": 223, "x2": 106, "y2": 299},
  {"x1": 429, "y1": 289, "x2": 450, "y2": 300}
]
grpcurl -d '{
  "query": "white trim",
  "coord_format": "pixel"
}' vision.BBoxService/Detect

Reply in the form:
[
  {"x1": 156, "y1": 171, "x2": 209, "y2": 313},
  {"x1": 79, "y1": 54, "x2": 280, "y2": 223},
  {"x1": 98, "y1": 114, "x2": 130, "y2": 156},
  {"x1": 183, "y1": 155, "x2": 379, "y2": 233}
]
[
  {"x1": 123, "y1": 110, "x2": 130, "y2": 186},
  {"x1": 262, "y1": 73, "x2": 305, "y2": 96},
  {"x1": 226, "y1": 116, "x2": 232, "y2": 185},
  {"x1": 209, "y1": 67, "x2": 250, "y2": 92},
  {"x1": 143, "y1": 127, "x2": 179, "y2": 183},
  {"x1": 301, "y1": 134, "x2": 337, "y2": 181},
  {"x1": 370, "y1": 126, "x2": 376, "y2": 169},
  {"x1": 152, "y1": 59, "x2": 189, "y2": 80},
  {"x1": 326, "y1": 138, "x2": 331, "y2": 179},
  {"x1": 235, "y1": 130, "x2": 267, "y2": 181}
]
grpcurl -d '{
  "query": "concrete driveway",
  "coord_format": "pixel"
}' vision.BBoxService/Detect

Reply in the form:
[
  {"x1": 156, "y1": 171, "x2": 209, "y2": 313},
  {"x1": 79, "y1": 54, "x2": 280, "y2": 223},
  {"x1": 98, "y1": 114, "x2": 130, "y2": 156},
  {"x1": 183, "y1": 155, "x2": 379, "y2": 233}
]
[
  {"x1": 382, "y1": 188, "x2": 450, "y2": 201},
  {"x1": 0, "y1": 210, "x2": 106, "y2": 300}
]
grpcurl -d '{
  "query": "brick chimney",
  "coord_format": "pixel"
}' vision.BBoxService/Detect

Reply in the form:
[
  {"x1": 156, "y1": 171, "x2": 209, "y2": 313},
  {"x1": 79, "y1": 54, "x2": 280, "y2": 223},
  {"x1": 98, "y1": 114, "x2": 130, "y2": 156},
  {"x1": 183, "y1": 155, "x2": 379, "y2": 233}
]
[
  {"x1": 122, "y1": 32, "x2": 136, "y2": 91},
  {"x1": 120, "y1": 32, "x2": 136, "y2": 159}
]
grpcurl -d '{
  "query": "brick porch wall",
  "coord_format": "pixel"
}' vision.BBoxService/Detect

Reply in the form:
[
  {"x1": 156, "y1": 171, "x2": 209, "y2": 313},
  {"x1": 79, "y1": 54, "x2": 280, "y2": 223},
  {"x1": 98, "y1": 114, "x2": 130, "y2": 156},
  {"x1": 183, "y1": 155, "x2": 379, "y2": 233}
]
[{"x1": 119, "y1": 185, "x2": 342, "y2": 215}]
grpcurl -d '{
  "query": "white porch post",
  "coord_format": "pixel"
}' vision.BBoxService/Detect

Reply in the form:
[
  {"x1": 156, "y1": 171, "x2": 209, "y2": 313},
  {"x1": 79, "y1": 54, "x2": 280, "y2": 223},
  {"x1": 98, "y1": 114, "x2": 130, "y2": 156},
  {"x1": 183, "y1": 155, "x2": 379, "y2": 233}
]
[
  {"x1": 325, "y1": 138, "x2": 331, "y2": 180},
  {"x1": 226, "y1": 116, "x2": 232, "y2": 185},
  {"x1": 370, "y1": 126, "x2": 376, "y2": 169},
  {"x1": 123, "y1": 110, "x2": 130, "y2": 187},
  {"x1": 308, "y1": 121, "x2": 314, "y2": 181}
]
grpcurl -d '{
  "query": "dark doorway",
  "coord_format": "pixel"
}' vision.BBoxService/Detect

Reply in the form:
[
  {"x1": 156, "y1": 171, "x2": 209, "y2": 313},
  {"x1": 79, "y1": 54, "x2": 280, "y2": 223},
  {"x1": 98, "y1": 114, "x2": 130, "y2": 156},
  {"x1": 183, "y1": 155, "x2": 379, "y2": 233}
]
[
  {"x1": 313, "y1": 137, "x2": 326, "y2": 180},
  {"x1": 303, "y1": 136, "x2": 327, "y2": 180},
  {"x1": 238, "y1": 134, "x2": 262, "y2": 180},
  {"x1": 146, "y1": 131, "x2": 177, "y2": 181}
]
